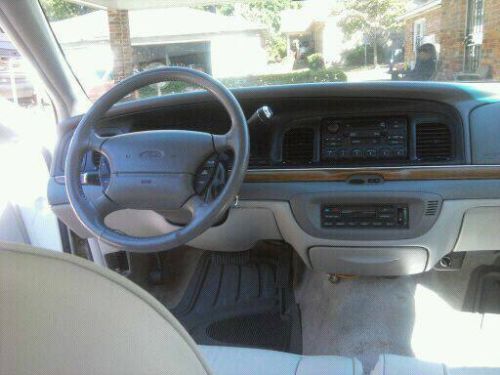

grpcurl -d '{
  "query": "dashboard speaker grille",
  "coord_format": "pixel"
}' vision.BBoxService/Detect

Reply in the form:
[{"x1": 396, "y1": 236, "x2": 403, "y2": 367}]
[
  {"x1": 424, "y1": 200, "x2": 440, "y2": 216},
  {"x1": 416, "y1": 123, "x2": 452, "y2": 161},
  {"x1": 282, "y1": 128, "x2": 314, "y2": 165}
]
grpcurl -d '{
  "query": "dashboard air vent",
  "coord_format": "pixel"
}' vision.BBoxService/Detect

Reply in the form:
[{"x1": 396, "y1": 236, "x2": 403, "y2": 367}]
[
  {"x1": 424, "y1": 200, "x2": 440, "y2": 216},
  {"x1": 282, "y1": 128, "x2": 314, "y2": 165},
  {"x1": 416, "y1": 123, "x2": 452, "y2": 161}
]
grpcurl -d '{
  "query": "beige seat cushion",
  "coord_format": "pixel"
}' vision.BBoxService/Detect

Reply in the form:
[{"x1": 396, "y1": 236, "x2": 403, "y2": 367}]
[
  {"x1": 200, "y1": 345, "x2": 363, "y2": 375},
  {"x1": 372, "y1": 354, "x2": 500, "y2": 375},
  {"x1": 0, "y1": 242, "x2": 211, "y2": 375}
]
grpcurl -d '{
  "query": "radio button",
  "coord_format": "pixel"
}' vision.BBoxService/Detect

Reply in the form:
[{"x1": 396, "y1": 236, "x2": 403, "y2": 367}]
[
  {"x1": 394, "y1": 148, "x2": 406, "y2": 157},
  {"x1": 352, "y1": 149, "x2": 363, "y2": 158},
  {"x1": 380, "y1": 149, "x2": 392, "y2": 158},
  {"x1": 337, "y1": 149, "x2": 349, "y2": 159},
  {"x1": 389, "y1": 120, "x2": 406, "y2": 129},
  {"x1": 327, "y1": 122, "x2": 340, "y2": 133}
]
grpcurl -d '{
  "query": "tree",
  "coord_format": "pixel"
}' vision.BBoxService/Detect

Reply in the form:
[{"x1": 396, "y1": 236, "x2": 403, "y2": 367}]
[
  {"x1": 40, "y1": 0, "x2": 93, "y2": 21},
  {"x1": 205, "y1": 0, "x2": 300, "y2": 62},
  {"x1": 239, "y1": 0, "x2": 302, "y2": 62},
  {"x1": 339, "y1": 0, "x2": 404, "y2": 66}
]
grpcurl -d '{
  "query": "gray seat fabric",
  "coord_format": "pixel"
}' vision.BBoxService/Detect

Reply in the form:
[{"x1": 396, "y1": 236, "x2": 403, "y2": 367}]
[
  {"x1": 200, "y1": 345, "x2": 363, "y2": 375},
  {"x1": 0, "y1": 242, "x2": 361, "y2": 375},
  {"x1": 372, "y1": 354, "x2": 500, "y2": 375}
]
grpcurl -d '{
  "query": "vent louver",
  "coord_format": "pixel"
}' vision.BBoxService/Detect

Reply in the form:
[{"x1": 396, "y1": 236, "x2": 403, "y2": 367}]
[
  {"x1": 424, "y1": 200, "x2": 440, "y2": 216},
  {"x1": 416, "y1": 123, "x2": 452, "y2": 161},
  {"x1": 282, "y1": 128, "x2": 314, "y2": 165}
]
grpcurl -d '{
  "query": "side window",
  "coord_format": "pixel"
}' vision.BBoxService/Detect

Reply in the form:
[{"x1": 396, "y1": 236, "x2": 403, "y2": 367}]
[
  {"x1": 0, "y1": 28, "x2": 62, "y2": 252},
  {"x1": 0, "y1": 29, "x2": 56, "y2": 150}
]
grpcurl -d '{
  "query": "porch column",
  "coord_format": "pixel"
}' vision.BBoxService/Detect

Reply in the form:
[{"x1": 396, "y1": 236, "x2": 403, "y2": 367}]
[{"x1": 107, "y1": 9, "x2": 133, "y2": 83}]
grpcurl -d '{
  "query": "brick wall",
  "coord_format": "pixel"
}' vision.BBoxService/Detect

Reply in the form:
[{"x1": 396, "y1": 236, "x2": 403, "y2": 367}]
[
  {"x1": 481, "y1": 0, "x2": 500, "y2": 80},
  {"x1": 404, "y1": 0, "x2": 499, "y2": 80},
  {"x1": 404, "y1": 7, "x2": 441, "y2": 66},
  {"x1": 107, "y1": 9, "x2": 133, "y2": 83},
  {"x1": 439, "y1": 0, "x2": 468, "y2": 80}
]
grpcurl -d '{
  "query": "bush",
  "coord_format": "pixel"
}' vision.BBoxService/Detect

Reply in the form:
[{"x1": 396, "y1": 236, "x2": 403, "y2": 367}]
[
  {"x1": 342, "y1": 45, "x2": 388, "y2": 67},
  {"x1": 221, "y1": 67, "x2": 347, "y2": 88},
  {"x1": 307, "y1": 53, "x2": 325, "y2": 71},
  {"x1": 267, "y1": 36, "x2": 288, "y2": 63},
  {"x1": 137, "y1": 67, "x2": 347, "y2": 98}
]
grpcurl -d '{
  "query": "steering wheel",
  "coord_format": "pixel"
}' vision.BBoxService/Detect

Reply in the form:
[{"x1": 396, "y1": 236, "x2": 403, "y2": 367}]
[{"x1": 65, "y1": 67, "x2": 249, "y2": 252}]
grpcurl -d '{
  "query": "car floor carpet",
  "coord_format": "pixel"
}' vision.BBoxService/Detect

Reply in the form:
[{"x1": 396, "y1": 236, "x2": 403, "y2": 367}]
[
  {"x1": 171, "y1": 242, "x2": 302, "y2": 354},
  {"x1": 464, "y1": 264, "x2": 500, "y2": 313},
  {"x1": 296, "y1": 251, "x2": 500, "y2": 372}
]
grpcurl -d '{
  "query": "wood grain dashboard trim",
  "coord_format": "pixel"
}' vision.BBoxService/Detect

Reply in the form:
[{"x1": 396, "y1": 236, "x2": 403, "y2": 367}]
[{"x1": 244, "y1": 165, "x2": 500, "y2": 182}]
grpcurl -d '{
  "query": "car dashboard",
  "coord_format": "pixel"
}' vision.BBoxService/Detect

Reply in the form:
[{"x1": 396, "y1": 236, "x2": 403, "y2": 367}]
[{"x1": 48, "y1": 81, "x2": 500, "y2": 276}]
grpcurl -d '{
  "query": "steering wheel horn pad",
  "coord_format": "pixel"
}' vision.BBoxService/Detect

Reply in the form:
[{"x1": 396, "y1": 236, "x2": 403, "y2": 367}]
[{"x1": 65, "y1": 67, "x2": 249, "y2": 252}]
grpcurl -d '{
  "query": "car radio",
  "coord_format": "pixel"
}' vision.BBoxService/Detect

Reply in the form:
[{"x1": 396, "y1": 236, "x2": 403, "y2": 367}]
[
  {"x1": 321, "y1": 117, "x2": 408, "y2": 162},
  {"x1": 321, "y1": 204, "x2": 409, "y2": 229}
]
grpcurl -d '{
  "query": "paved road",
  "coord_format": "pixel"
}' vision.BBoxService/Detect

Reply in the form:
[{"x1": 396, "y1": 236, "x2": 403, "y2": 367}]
[{"x1": 345, "y1": 65, "x2": 391, "y2": 82}]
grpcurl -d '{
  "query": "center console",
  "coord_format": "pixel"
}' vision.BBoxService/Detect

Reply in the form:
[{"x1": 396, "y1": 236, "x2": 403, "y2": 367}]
[{"x1": 289, "y1": 191, "x2": 443, "y2": 276}]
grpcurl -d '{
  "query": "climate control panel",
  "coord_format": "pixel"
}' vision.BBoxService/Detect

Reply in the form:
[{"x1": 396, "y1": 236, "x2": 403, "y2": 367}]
[{"x1": 321, "y1": 204, "x2": 409, "y2": 229}]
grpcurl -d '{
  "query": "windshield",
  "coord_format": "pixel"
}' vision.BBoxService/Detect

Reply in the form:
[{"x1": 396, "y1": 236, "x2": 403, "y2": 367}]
[{"x1": 40, "y1": 0, "x2": 497, "y2": 101}]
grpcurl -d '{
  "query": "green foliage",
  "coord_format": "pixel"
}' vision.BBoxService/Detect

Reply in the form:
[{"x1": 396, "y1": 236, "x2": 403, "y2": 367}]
[
  {"x1": 268, "y1": 36, "x2": 288, "y2": 62},
  {"x1": 229, "y1": 0, "x2": 301, "y2": 63},
  {"x1": 342, "y1": 45, "x2": 387, "y2": 67},
  {"x1": 237, "y1": 0, "x2": 300, "y2": 33},
  {"x1": 220, "y1": 67, "x2": 347, "y2": 88},
  {"x1": 339, "y1": 0, "x2": 404, "y2": 65},
  {"x1": 138, "y1": 68, "x2": 347, "y2": 98},
  {"x1": 40, "y1": 0, "x2": 93, "y2": 21},
  {"x1": 214, "y1": 4, "x2": 235, "y2": 16},
  {"x1": 307, "y1": 53, "x2": 325, "y2": 71}
]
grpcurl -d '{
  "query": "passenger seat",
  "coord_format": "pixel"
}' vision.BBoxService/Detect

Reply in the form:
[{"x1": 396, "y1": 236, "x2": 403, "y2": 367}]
[{"x1": 372, "y1": 354, "x2": 500, "y2": 375}]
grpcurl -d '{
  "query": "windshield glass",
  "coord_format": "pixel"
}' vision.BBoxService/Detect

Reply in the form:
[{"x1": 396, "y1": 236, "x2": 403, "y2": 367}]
[{"x1": 40, "y1": 0, "x2": 497, "y2": 101}]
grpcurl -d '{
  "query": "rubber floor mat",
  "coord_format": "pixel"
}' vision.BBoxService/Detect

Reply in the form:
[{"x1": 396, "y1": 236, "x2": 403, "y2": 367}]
[
  {"x1": 171, "y1": 243, "x2": 302, "y2": 353},
  {"x1": 464, "y1": 265, "x2": 500, "y2": 313}
]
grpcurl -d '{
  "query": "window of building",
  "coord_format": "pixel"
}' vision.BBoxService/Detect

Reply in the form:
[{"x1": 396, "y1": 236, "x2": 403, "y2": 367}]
[
  {"x1": 413, "y1": 19, "x2": 426, "y2": 53},
  {"x1": 464, "y1": 0, "x2": 485, "y2": 73}
]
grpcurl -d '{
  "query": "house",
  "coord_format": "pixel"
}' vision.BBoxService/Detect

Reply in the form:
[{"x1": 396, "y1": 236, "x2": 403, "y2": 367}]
[
  {"x1": 51, "y1": 7, "x2": 267, "y2": 85},
  {"x1": 401, "y1": 0, "x2": 500, "y2": 80},
  {"x1": 280, "y1": 2, "x2": 351, "y2": 67}
]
